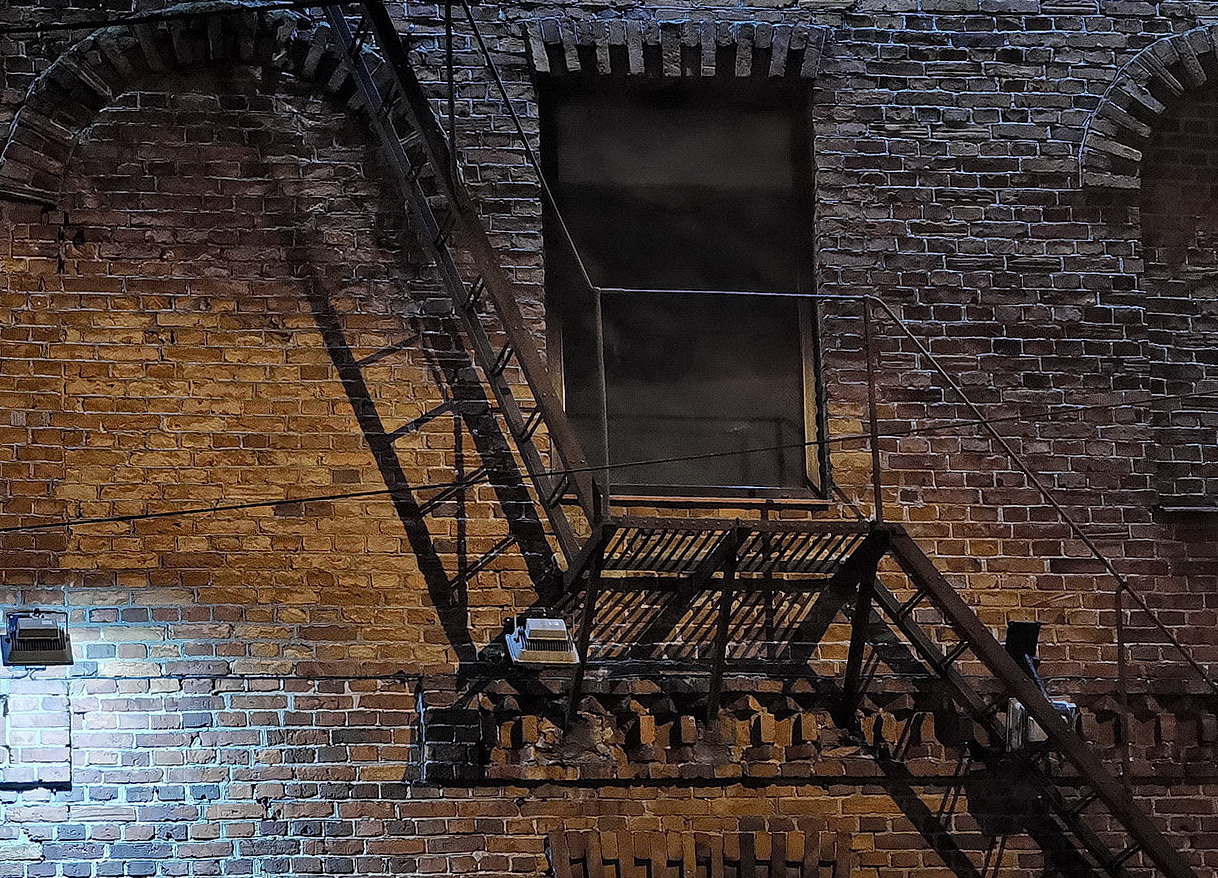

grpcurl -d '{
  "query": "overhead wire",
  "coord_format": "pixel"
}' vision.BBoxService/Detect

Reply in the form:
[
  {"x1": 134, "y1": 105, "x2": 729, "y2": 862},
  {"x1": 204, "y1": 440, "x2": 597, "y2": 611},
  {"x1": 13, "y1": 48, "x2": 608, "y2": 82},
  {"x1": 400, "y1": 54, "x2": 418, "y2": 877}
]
[{"x1": 0, "y1": 388, "x2": 1214, "y2": 535}]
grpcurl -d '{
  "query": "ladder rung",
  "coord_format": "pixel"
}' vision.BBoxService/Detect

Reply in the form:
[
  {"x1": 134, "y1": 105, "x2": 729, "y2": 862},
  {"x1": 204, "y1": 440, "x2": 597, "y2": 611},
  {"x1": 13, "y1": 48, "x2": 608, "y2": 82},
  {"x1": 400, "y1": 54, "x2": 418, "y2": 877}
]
[
  {"x1": 355, "y1": 333, "x2": 419, "y2": 368},
  {"x1": 1112, "y1": 843, "x2": 1141, "y2": 867},
  {"x1": 544, "y1": 472, "x2": 572, "y2": 508},
  {"x1": 405, "y1": 156, "x2": 427, "y2": 186},
  {"x1": 895, "y1": 592, "x2": 924, "y2": 619},
  {"x1": 446, "y1": 534, "x2": 514, "y2": 585},
  {"x1": 386, "y1": 399, "x2": 457, "y2": 442},
  {"x1": 520, "y1": 407, "x2": 544, "y2": 440},
  {"x1": 489, "y1": 342, "x2": 515, "y2": 377},
  {"x1": 462, "y1": 276, "x2": 486, "y2": 313},
  {"x1": 1069, "y1": 791, "x2": 1100, "y2": 817},
  {"x1": 940, "y1": 640, "x2": 971, "y2": 669},
  {"x1": 399, "y1": 130, "x2": 423, "y2": 153}
]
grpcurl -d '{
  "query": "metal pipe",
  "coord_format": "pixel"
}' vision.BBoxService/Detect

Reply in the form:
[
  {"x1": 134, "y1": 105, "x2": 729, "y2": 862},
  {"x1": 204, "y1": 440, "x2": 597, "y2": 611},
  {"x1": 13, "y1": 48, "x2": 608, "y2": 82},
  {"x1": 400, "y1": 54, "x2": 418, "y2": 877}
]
[{"x1": 862, "y1": 298, "x2": 884, "y2": 523}]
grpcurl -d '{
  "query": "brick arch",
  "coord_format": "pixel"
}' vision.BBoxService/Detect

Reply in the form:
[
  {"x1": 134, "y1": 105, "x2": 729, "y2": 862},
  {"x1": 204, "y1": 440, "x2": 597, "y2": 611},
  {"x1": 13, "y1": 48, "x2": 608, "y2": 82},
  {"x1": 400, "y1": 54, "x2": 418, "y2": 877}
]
[
  {"x1": 0, "y1": 1, "x2": 395, "y2": 205},
  {"x1": 1080, "y1": 26, "x2": 1218, "y2": 190},
  {"x1": 521, "y1": 17, "x2": 829, "y2": 79}
]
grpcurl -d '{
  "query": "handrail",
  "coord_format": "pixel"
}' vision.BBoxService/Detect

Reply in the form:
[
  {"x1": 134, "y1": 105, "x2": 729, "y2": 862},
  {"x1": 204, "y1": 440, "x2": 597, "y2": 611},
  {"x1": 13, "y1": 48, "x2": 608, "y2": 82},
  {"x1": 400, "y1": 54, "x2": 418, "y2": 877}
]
[
  {"x1": 430, "y1": 5, "x2": 1216, "y2": 695},
  {"x1": 589, "y1": 285, "x2": 1218, "y2": 694},
  {"x1": 866, "y1": 295, "x2": 1218, "y2": 698}
]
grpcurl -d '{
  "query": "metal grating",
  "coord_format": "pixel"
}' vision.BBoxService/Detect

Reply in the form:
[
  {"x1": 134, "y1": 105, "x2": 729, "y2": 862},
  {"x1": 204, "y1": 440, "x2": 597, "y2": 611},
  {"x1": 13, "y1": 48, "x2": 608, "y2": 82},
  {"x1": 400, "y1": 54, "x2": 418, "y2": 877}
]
[{"x1": 599, "y1": 518, "x2": 871, "y2": 578}]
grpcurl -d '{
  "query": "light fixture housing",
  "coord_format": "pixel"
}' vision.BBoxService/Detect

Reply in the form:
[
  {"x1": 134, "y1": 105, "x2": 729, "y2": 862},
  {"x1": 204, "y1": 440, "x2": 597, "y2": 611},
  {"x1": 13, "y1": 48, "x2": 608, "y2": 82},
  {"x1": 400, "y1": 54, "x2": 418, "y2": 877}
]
[
  {"x1": 1006, "y1": 696, "x2": 1080, "y2": 751},
  {"x1": 1002, "y1": 620, "x2": 1077, "y2": 751},
  {"x1": 2, "y1": 610, "x2": 73, "y2": 667},
  {"x1": 505, "y1": 616, "x2": 579, "y2": 667}
]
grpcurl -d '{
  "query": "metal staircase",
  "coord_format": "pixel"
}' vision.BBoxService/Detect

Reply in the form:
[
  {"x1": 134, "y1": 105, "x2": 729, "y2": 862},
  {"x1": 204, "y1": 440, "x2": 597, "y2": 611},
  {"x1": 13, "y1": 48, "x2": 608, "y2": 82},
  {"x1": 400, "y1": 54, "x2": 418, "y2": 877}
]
[
  {"x1": 878, "y1": 530, "x2": 1196, "y2": 878},
  {"x1": 309, "y1": 4, "x2": 1200, "y2": 876},
  {"x1": 315, "y1": 1, "x2": 603, "y2": 572}
]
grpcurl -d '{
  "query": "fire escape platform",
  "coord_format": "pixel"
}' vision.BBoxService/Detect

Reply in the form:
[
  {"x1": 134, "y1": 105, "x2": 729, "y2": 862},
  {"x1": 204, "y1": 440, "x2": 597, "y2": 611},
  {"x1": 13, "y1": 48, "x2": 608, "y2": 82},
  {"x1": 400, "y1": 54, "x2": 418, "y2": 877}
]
[
  {"x1": 561, "y1": 516, "x2": 877, "y2": 592},
  {"x1": 316, "y1": 1, "x2": 1205, "y2": 872}
]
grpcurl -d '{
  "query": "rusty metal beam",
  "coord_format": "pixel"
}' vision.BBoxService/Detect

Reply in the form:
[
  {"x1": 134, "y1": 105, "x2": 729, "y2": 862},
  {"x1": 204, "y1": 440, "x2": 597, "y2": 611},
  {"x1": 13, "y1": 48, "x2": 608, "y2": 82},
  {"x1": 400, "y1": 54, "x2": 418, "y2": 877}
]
[
  {"x1": 355, "y1": 0, "x2": 601, "y2": 521},
  {"x1": 840, "y1": 572, "x2": 878, "y2": 720},
  {"x1": 887, "y1": 528, "x2": 1198, "y2": 878}
]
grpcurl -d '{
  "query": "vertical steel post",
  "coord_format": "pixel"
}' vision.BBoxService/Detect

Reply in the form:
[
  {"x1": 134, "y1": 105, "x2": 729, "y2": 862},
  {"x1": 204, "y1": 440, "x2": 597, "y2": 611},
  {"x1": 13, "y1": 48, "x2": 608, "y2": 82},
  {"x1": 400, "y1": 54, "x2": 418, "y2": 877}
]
[
  {"x1": 862, "y1": 298, "x2": 884, "y2": 522},
  {"x1": 706, "y1": 528, "x2": 743, "y2": 729},
  {"x1": 812, "y1": 298, "x2": 833, "y2": 494},
  {"x1": 840, "y1": 563, "x2": 879, "y2": 721},
  {"x1": 593, "y1": 286, "x2": 611, "y2": 519},
  {"x1": 566, "y1": 527, "x2": 607, "y2": 727}
]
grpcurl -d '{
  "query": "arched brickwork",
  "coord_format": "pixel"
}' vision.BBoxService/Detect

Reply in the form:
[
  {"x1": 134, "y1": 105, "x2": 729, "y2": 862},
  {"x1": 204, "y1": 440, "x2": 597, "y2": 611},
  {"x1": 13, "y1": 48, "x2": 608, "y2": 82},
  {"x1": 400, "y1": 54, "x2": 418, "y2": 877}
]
[
  {"x1": 1080, "y1": 25, "x2": 1218, "y2": 190},
  {"x1": 520, "y1": 17, "x2": 828, "y2": 78},
  {"x1": 1079, "y1": 27, "x2": 1218, "y2": 505},
  {"x1": 0, "y1": 1, "x2": 399, "y2": 205}
]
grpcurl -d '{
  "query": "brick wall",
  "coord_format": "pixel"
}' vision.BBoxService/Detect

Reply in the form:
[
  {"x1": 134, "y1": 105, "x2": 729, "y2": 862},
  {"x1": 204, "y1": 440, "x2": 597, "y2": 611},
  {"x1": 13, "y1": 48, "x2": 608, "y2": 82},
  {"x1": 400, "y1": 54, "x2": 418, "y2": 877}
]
[
  {"x1": 1, "y1": 1, "x2": 1217, "y2": 876},
  {"x1": 1141, "y1": 80, "x2": 1218, "y2": 504}
]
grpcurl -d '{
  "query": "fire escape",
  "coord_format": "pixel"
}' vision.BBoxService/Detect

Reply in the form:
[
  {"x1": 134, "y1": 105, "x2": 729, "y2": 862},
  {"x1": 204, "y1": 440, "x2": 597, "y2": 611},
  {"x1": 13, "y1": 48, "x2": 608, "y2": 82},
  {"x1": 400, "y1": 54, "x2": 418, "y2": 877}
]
[{"x1": 306, "y1": 4, "x2": 1206, "y2": 877}]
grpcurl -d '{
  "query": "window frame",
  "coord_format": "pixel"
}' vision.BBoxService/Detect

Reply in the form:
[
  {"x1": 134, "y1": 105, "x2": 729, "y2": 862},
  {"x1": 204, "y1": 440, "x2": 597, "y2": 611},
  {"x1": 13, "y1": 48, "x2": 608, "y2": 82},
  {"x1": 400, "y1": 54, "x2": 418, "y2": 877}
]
[{"x1": 538, "y1": 75, "x2": 828, "y2": 499}]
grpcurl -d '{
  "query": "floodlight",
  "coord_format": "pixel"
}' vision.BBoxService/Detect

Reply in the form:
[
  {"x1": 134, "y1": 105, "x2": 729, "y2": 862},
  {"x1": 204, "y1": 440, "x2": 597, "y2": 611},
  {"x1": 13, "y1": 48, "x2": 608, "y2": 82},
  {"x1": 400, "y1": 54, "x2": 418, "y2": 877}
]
[
  {"x1": 504, "y1": 616, "x2": 579, "y2": 667},
  {"x1": 1006, "y1": 696, "x2": 1080, "y2": 751},
  {"x1": 2, "y1": 610, "x2": 73, "y2": 667}
]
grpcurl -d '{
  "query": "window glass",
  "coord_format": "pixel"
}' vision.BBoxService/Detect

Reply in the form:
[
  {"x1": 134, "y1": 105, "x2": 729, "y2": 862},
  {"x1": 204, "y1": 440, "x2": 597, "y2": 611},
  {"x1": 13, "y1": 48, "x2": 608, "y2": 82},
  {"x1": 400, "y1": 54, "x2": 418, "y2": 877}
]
[{"x1": 542, "y1": 80, "x2": 817, "y2": 493}]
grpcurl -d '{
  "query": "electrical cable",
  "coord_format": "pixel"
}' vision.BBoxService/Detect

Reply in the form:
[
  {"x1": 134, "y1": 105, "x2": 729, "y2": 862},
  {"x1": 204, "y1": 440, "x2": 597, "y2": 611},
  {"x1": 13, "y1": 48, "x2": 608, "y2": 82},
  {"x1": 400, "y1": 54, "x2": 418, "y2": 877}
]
[{"x1": 0, "y1": 389, "x2": 1214, "y2": 535}]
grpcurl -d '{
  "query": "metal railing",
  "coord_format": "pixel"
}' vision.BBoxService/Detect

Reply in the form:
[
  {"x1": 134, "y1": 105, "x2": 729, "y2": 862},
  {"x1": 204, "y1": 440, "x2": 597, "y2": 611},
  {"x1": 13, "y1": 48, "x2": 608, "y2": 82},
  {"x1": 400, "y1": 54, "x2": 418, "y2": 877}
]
[{"x1": 427, "y1": 0, "x2": 1218, "y2": 702}]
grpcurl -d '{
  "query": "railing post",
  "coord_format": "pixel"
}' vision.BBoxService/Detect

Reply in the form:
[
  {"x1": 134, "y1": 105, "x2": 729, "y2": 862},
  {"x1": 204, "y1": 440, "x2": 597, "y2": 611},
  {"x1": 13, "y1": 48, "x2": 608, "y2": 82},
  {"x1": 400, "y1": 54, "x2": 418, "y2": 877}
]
[
  {"x1": 566, "y1": 525, "x2": 608, "y2": 728},
  {"x1": 862, "y1": 297, "x2": 884, "y2": 522},
  {"x1": 593, "y1": 286, "x2": 611, "y2": 519},
  {"x1": 706, "y1": 527, "x2": 745, "y2": 730}
]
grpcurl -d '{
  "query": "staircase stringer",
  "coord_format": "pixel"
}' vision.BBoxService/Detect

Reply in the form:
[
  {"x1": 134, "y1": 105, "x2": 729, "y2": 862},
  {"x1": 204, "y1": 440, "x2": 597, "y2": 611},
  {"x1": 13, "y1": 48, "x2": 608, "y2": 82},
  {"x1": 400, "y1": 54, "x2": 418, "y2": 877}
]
[
  {"x1": 333, "y1": 1, "x2": 601, "y2": 533},
  {"x1": 315, "y1": 3, "x2": 598, "y2": 570},
  {"x1": 884, "y1": 528, "x2": 1198, "y2": 878},
  {"x1": 867, "y1": 578, "x2": 1134, "y2": 878}
]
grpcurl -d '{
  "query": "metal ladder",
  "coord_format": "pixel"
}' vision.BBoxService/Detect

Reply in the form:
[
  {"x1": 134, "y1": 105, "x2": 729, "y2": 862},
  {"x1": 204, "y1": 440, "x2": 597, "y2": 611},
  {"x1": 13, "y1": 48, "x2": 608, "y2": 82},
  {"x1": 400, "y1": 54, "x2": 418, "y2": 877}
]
[
  {"x1": 312, "y1": 1, "x2": 603, "y2": 575},
  {"x1": 307, "y1": 5, "x2": 1197, "y2": 876}
]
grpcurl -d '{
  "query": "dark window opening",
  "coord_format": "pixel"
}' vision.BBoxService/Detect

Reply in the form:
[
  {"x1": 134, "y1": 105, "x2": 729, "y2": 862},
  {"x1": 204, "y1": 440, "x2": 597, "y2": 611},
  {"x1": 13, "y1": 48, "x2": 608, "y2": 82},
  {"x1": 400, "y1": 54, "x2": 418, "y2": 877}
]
[{"x1": 541, "y1": 78, "x2": 822, "y2": 496}]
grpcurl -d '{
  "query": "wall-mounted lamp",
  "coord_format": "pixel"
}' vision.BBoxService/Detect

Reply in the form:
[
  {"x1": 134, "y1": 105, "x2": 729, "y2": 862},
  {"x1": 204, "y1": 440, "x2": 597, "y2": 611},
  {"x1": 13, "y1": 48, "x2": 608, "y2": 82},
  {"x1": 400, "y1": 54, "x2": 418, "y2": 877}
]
[
  {"x1": 1003, "y1": 621, "x2": 1077, "y2": 751},
  {"x1": 504, "y1": 616, "x2": 579, "y2": 667},
  {"x1": 1, "y1": 610, "x2": 73, "y2": 667}
]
